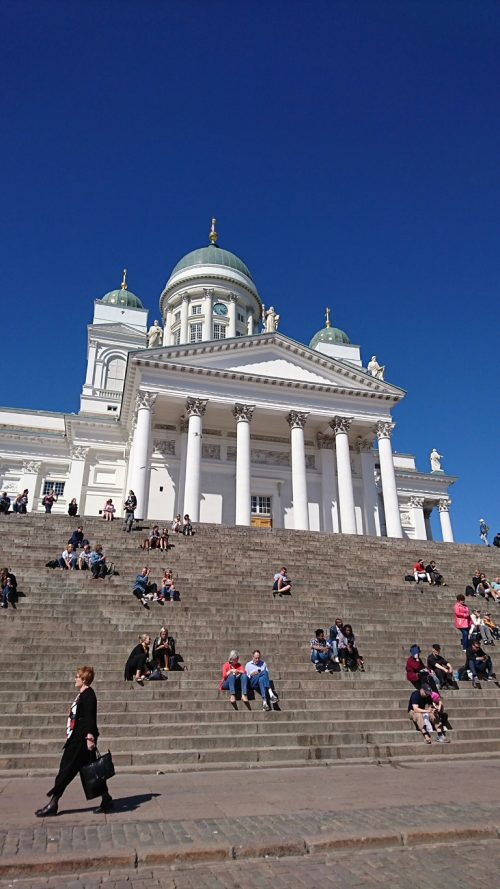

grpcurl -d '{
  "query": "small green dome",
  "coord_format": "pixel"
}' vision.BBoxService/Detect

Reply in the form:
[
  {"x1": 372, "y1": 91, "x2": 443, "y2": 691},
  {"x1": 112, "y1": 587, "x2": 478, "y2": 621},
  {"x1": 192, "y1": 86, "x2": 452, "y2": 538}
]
[
  {"x1": 309, "y1": 324, "x2": 351, "y2": 349},
  {"x1": 101, "y1": 288, "x2": 144, "y2": 309},
  {"x1": 170, "y1": 244, "x2": 254, "y2": 282}
]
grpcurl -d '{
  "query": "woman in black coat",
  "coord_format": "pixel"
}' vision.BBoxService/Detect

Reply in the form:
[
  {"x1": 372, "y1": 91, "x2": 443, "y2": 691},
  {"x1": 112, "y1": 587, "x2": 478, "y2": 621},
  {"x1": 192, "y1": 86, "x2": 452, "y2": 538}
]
[
  {"x1": 124, "y1": 634, "x2": 151, "y2": 683},
  {"x1": 35, "y1": 666, "x2": 113, "y2": 817}
]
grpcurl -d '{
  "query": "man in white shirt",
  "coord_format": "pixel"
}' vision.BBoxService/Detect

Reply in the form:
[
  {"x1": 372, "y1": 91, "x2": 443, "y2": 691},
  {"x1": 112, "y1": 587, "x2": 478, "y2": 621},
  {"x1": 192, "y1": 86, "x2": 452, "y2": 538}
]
[{"x1": 244, "y1": 650, "x2": 278, "y2": 711}]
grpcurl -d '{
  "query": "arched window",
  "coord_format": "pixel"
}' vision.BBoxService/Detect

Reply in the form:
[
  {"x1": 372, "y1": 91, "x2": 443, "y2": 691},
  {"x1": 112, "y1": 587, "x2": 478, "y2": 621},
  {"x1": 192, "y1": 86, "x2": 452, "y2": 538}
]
[{"x1": 105, "y1": 357, "x2": 126, "y2": 392}]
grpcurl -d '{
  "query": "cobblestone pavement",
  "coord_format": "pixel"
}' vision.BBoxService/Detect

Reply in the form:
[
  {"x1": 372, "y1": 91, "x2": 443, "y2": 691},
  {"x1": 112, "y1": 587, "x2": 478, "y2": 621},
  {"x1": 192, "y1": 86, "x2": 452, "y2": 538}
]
[{"x1": 3, "y1": 839, "x2": 500, "y2": 889}]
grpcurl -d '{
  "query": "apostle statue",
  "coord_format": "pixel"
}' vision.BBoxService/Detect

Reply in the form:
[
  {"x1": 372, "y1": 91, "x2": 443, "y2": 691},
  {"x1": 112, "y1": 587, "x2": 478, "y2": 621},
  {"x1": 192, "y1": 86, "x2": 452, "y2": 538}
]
[
  {"x1": 367, "y1": 355, "x2": 385, "y2": 380},
  {"x1": 430, "y1": 448, "x2": 444, "y2": 472},
  {"x1": 265, "y1": 306, "x2": 280, "y2": 333},
  {"x1": 147, "y1": 320, "x2": 163, "y2": 348}
]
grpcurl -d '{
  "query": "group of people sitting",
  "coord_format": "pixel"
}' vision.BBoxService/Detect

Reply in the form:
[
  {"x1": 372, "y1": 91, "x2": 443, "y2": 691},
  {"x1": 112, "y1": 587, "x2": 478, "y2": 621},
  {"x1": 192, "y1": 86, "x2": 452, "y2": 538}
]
[
  {"x1": 406, "y1": 644, "x2": 456, "y2": 744},
  {"x1": 466, "y1": 569, "x2": 500, "y2": 602},
  {"x1": 124, "y1": 628, "x2": 183, "y2": 683},
  {"x1": 406, "y1": 643, "x2": 458, "y2": 694},
  {"x1": 454, "y1": 593, "x2": 499, "y2": 686},
  {"x1": 410, "y1": 559, "x2": 446, "y2": 586},
  {"x1": 310, "y1": 620, "x2": 365, "y2": 673},
  {"x1": 0, "y1": 489, "x2": 29, "y2": 514},
  {"x1": 46, "y1": 527, "x2": 112, "y2": 579},
  {"x1": 140, "y1": 526, "x2": 172, "y2": 552},
  {"x1": 132, "y1": 566, "x2": 180, "y2": 608},
  {"x1": 1, "y1": 567, "x2": 18, "y2": 610},
  {"x1": 219, "y1": 649, "x2": 279, "y2": 711}
]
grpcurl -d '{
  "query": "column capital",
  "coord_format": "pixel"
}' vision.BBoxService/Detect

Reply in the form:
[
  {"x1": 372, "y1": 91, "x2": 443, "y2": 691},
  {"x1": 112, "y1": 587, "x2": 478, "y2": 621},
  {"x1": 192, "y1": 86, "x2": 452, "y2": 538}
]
[
  {"x1": 317, "y1": 432, "x2": 335, "y2": 450},
  {"x1": 439, "y1": 498, "x2": 451, "y2": 512},
  {"x1": 286, "y1": 410, "x2": 308, "y2": 430},
  {"x1": 136, "y1": 391, "x2": 157, "y2": 411},
  {"x1": 375, "y1": 420, "x2": 395, "y2": 440},
  {"x1": 181, "y1": 291, "x2": 190, "y2": 303},
  {"x1": 228, "y1": 292, "x2": 237, "y2": 303},
  {"x1": 409, "y1": 496, "x2": 425, "y2": 509},
  {"x1": 203, "y1": 288, "x2": 214, "y2": 298},
  {"x1": 21, "y1": 460, "x2": 41, "y2": 474},
  {"x1": 70, "y1": 446, "x2": 89, "y2": 461},
  {"x1": 330, "y1": 416, "x2": 353, "y2": 436},
  {"x1": 185, "y1": 397, "x2": 208, "y2": 418},
  {"x1": 232, "y1": 403, "x2": 255, "y2": 423}
]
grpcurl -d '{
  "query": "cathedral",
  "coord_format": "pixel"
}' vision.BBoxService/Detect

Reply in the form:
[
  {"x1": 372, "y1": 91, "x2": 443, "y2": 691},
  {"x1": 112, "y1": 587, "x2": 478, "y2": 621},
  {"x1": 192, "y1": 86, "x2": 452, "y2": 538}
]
[{"x1": 0, "y1": 221, "x2": 455, "y2": 540}]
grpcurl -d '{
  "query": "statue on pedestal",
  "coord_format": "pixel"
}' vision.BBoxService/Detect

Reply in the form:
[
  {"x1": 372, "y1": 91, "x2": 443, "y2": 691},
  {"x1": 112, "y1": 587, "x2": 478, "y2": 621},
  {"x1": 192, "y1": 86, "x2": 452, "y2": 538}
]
[
  {"x1": 430, "y1": 448, "x2": 444, "y2": 473},
  {"x1": 147, "y1": 320, "x2": 163, "y2": 349},
  {"x1": 368, "y1": 355, "x2": 385, "y2": 380},
  {"x1": 264, "y1": 306, "x2": 280, "y2": 333}
]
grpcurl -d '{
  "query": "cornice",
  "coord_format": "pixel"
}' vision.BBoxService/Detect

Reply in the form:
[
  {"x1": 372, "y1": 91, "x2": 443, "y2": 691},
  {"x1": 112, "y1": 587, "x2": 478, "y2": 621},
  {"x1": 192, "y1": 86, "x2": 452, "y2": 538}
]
[{"x1": 160, "y1": 271, "x2": 261, "y2": 311}]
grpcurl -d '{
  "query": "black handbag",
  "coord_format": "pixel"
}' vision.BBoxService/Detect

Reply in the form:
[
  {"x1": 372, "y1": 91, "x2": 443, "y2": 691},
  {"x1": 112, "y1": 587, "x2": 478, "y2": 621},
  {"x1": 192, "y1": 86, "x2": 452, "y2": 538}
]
[{"x1": 80, "y1": 748, "x2": 115, "y2": 800}]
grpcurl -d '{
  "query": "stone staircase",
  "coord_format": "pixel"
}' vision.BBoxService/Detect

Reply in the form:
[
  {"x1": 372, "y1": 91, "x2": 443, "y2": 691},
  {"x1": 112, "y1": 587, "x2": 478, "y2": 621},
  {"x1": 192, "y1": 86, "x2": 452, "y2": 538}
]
[{"x1": 0, "y1": 514, "x2": 499, "y2": 774}]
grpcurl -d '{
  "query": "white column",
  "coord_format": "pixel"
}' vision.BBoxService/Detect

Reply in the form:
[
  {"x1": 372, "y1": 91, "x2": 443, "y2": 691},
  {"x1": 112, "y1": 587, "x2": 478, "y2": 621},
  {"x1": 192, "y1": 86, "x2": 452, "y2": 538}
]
[
  {"x1": 84, "y1": 339, "x2": 98, "y2": 387},
  {"x1": 439, "y1": 498, "x2": 454, "y2": 543},
  {"x1": 375, "y1": 421, "x2": 403, "y2": 539},
  {"x1": 410, "y1": 496, "x2": 427, "y2": 540},
  {"x1": 175, "y1": 417, "x2": 189, "y2": 516},
  {"x1": 180, "y1": 294, "x2": 189, "y2": 344},
  {"x1": 358, "y1": 439, "x2": 378, "y2": 536},
  {"x1": 330, "y1": 417, "x2": 357, "y2": 535},
  {"x1": 18, "y1": 461, "x2": 42, "y2": 513},
  {"x1": 228, "y1": 293, "x2": 237, "y2": 338},
  {"x1": 286, "y1": 411, "x2": 309, "y2": 531},
  {"x1": 164, "y1": 307, "x2": 172, "y2": 346},
  {"x1": 66, "y1": 447, "x2": 89, "y2": 511},
  {"x1": 183, "y1": 397, "x2": 207, "y2": 521},
  {"x1": 317, "y1": 433, "x2": 339, "y2": 533},
  {"x1": 247, "y1": 313, "x2": 255, "y2": 335},
  {"x1": 203, "y1": 288, "x2": 213, "y2": 341},
  {"x1": 128, "y1": 391, "x2": 156, "y2": 519},
  {"x1": 233, "y1": 403, "x2": 254, "y2": 525}
]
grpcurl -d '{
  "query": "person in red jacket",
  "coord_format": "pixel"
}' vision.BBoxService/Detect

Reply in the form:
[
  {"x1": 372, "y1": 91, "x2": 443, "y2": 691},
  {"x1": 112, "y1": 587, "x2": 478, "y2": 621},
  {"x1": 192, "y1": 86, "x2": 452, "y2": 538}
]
[
  {"x1": 454, "y1": 593, "x2": 471, "y2": 650},
  {"x1": 406, "y1": 645, "x2": 438, "y2": 693},
  {"x1": 219, "y1": 650, "x2": 249, "y2": 706}
]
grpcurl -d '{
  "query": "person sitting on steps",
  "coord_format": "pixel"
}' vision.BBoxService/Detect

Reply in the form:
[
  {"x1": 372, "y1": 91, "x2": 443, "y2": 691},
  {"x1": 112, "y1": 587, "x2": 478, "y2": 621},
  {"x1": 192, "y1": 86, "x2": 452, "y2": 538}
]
[
  {"x1": 68, "y1": 527, "x2": 85, "y2": 549},
  {"x1": 310, "y1": 629, "x2": 335, "y2": 672},
  {"x1": 141, "y1": 525, "x2": 160, "y2": 551},
  {"x1": 328, "y1": 618, "x2": 344, "y2": 661},
  {"x1": 12, "y1": 489, "x2": 29, "y2": 514},
  {"x1": 413, "y1": 559, "x2": 431, "y2": 584},
  {"x1": 484, "y1": 612, "x2": 500, "y2": 640},
  {"x1": 340, "y1": 639, "x2": 365, "y2": 672},
  {"x1": 133, "y1": 566, "x2": 157, "y2": 609},
  {"x1": 220, "y1": 649, "x2": 249, "y2": 705},
  {"x1": 89, "y1": 545, "x2": 107, "y2": 579},
  {"x1": 124, "y1": 634, "x2": 152, "y2": 684},
  {"x1": 102, "y1": 499, "x2": 116, "y2": 521},
  {"x1": 425, "y1": 561, "x2": 446, "y2": 586},
  {"x1": 465, "y1": 639, "x2": 497, "y2": 688},
  {"x1": 182, "y1": 514, "x2": 194, "y2": 536},
  {"x1": 430, "y1": 691, "x2": 453, "y2": 732},
  {"x1": 470, "y1": 609, "x2": 495, "y2": 645},
  {"x1": 158, "y1": 527, "x2": 170, "y2": 551},
  {"x1": 273, "y1": 566, "x2": 291, "y2": 597},
  {"x1": 160, "y1": 568, "x2": 180, "y2": 602},
  {"x1": 244, "y1": 650, "x2": 279, "y2": 711},
  {"x1": 0, "y1": 492, "x2": 11, "y2": 514},
  {"x1": 67, "y1": 498, "x2": 78, "y2": 517},
  {"x1": 172, "y1": 514, "x2": 182, "y2": 533},
  {"x1": 1, "y1": 567, "x2": 17, "y2": 609},
  {"x1": 152, "y1": 626, "x2": 178, "y2": 672},
  {"x1": 406, "y1": 645, "x2": 438, "y2": 693},
  {"x1": 426, "y1": 644, "x2": 458, "y2": 690},
  {"x1": 78, "y1": 544, "x2": 92, "y2": 571},
  {"x1": 58, "y1": 543, "x2": 78, "y2": 570},
  {"x1": 408, "y1": 684, "x2": 449, "y2": 744}
]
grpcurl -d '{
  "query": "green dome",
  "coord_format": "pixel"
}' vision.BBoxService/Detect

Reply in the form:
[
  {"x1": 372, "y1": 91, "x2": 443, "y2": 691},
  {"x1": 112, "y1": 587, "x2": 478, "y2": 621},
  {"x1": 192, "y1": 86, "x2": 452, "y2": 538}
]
[
  {"x1": 170, "y1": 244, "x2": 254, "y2": 282},
  {"x1": 309, "y1": 325, "x2": 351, "y2": 349},
  {"x1": 101, "y1": 288, "x2": 144, "y2": 309}
]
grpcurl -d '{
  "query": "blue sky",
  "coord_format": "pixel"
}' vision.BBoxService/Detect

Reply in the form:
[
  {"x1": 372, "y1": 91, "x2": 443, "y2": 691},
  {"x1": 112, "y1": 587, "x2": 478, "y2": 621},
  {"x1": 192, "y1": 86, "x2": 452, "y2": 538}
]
[{"x1": 2, "y1": 0, "x2": 499, "y2": 543}]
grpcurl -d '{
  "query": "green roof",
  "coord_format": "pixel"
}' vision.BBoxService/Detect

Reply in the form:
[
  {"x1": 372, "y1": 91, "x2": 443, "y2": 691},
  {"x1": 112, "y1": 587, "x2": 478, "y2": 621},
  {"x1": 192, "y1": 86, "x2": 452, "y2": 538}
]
[
  {"x1": 101, "y1": 288, "x2": 144, "y2": 309},
  {"x1": 170, "y1": 244, "x2": 254, "y2": 282},
  {"x1": 309, "y1": 326, "x2": 351, "y2": 348}
]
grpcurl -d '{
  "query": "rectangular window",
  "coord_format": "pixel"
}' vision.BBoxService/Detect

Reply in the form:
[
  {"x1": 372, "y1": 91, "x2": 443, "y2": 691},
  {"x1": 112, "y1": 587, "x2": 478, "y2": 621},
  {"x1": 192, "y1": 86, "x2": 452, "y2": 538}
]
[
  {"x1": 174, "y1": 311, "x2": 181, "y2": 323},
  {"x1": 192, "y1": 304, "x2": 202, "y2": 316},
  {"x1": 237, "y1": 312, "x2": 245, "y2": 323},
  {"x1": 251, "y1": 495, "x2": 271, "y2": 516},
  {"x1": 189, "y1": 323, "x2": 203, "y2": 343},
  {"x1": 42, "y1": 481, "x2": 66, "y2": 497},
  {"x1": 213, "y1": 323, "x2": 226, "y2": 340},
  {"x1": 174, "y1": 330, "x2": 181, "y2": 344}
]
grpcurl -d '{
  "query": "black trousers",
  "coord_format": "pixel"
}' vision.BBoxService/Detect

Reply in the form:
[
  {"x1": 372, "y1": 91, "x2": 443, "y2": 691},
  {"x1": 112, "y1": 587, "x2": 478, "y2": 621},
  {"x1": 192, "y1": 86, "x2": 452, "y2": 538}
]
[{"x1": 48, "y1": 742, "x2": 109, "y2": 800}]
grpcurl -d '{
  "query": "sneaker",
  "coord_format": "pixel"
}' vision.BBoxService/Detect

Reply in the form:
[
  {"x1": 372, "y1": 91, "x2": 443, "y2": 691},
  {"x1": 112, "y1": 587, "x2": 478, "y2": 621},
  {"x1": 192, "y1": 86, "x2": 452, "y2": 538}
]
[
  {"x1": 262, "y1": 701, "x2": 271, "y2": 711},
  {"x1": 472, "y1": 678, "x2": 480, "y2": 688},
  {"x1": 437, "y1": 734, "x2": 450, "y2": 743},
  {"x1": 269, "y1": 690, "x2": 279, "y2": 703},
  {"x1": 315, "y1": 664, "x2": 325, "y2": 673},
  {"x1": 141, "y1": 598, "x2": 150, "y2": 610},
  {"x1": 487, "y1": 676, "x2": 495, "y2": 681}
]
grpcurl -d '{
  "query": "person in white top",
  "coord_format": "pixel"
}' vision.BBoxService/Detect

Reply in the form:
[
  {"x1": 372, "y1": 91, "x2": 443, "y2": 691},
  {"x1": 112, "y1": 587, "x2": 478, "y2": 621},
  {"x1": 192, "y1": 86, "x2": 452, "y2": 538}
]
[
  {"x1": 244, "y1": 650, "x2": 279, "y2": 711},
  {"x1": 470, "y1": 610, "x2": 495, "y2": 646}
]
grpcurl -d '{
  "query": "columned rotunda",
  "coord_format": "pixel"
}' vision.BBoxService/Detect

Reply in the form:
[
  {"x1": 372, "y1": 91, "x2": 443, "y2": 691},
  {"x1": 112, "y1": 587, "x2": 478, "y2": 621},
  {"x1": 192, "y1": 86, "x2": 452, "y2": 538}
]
[{"x1": 0, "y1": 221, "x2": 455, "y2": 540}]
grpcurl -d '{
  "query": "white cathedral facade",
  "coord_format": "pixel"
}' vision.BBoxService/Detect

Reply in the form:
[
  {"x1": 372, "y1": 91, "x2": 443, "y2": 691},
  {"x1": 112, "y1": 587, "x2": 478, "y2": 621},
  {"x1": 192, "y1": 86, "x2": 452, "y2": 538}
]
[{"x1": 0, "y1": 222, "x2": 456, "y2": 541}]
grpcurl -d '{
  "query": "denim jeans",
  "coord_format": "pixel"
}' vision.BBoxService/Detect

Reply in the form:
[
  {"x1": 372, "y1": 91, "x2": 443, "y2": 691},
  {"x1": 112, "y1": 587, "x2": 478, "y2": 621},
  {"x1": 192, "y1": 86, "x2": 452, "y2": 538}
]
[
  {"x1": 248, "y1": 669, "x2": 271, "y2": 698},
  {"x1": 221, "y1": 673, "x2": 249, "y2": 695},
  {"x1": 311, "y1": 650, "x2": 332, "y2": 667},
  {"x1": 468, "y1": 656, "x2": 492, "y2": 679},
  {"x1": 124, "y1": 512, "x2": 134, "y2": 532},
  {"x1": 59, "y1": 555, "x2": 77, "y2": 569},
  {"x1": 460, "y1": 628, "x2": 469, "y2": 649}
]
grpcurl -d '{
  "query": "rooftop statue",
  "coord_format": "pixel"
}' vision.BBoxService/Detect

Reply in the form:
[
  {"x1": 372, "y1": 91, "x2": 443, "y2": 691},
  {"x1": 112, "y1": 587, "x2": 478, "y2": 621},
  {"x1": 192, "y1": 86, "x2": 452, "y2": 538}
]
[
  {"x1": 368, "y1": 355, "x2": 385, "y2": 380},
  {"x1": 430, "y1": 448, "x2": 444, "y2": 472},
  {"x1": 147, "y1": 320, "x2": 163, "y2": 348},
  {"x1": 264, "y1": 305, "x2": 280, "y2": 333}
]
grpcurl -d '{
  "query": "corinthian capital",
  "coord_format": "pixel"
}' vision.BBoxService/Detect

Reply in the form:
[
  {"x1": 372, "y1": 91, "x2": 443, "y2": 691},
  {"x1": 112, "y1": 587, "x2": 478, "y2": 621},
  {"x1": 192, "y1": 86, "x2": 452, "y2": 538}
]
[
  {"x1": 70, "y1": 446, "x2": 89, "y2": 461},
  {"x1": 375, "y1": 420, "x2": 395, "y2": 440},
  {"x1": 439, "y1": 498, "x2": 451, "y2": 512},
  {"x1": 22, "y1": 460, "x2": 41, "y2": 474},
  {"x1": 286, "y1": 410, "x2": 308, "y2": 430},
  {"x1": 329, "y1": 416, "x2": 353, "y2": 436},
  {"x1": 232, "y1": 403, "x2": 255, "y2": 423},
  {"x1": 185, "y1": 397, "x2": 208, "y2": 418},
  {"x1": 136, "y1": 391, "x2": 157, "y2": 411},
  {"x1": 409, "y1": 496, "x2": 424, "y2": 509}
]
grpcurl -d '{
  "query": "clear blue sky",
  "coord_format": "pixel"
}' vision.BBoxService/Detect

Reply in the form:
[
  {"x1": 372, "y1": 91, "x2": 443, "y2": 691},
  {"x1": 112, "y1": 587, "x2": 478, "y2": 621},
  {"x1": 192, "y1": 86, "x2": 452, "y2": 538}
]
[{"x1": 2, "y1": 0, "x2": 499, "y2": 544}]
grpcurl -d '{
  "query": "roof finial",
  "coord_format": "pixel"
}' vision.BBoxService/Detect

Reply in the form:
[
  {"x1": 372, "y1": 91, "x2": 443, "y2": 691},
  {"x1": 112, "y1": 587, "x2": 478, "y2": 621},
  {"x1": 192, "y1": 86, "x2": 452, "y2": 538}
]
[
  {"x1": 209, "y1": 217, "x2": 218, "y2": 244},
  {"x1": 325, "y1": 307, "x2": 331, "y2": 328},
  {"x1": 121, "y1": 268, "x2": 128, "y2": 291}
]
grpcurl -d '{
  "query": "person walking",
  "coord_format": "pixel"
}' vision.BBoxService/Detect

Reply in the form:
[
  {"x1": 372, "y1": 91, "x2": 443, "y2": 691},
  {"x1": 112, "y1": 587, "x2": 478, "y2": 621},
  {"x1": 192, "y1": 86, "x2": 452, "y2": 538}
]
[
  {"x1": 479, "y1": 518, "x2": 490, "y2": 546},
  {"x1": 35, "y1": 666, "x2": 113, "y2": 817},
  {"x1": 123, "y1": 491, "x2": 137, "y2": 533}
]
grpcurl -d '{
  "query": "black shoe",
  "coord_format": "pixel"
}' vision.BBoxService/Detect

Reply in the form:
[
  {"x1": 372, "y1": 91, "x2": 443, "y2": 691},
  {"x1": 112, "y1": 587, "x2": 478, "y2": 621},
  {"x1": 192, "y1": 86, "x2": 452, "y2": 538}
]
[
  {"x1": 35, "y1": 798, "x2": 59, "y2": 817},
  {"x1": 93, "y1": 796, "x2": 114, "y2": 814}
]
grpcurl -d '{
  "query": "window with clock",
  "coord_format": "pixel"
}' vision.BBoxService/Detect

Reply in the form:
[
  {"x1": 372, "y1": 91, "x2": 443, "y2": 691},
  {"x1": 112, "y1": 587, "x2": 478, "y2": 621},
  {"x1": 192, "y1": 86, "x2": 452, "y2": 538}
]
[
  {"x1": 213, "y1": 323, "x2": 226, "y2": 340},
  {"x1": 189, "y1": 323, "x2": 203, "y2": 344}
]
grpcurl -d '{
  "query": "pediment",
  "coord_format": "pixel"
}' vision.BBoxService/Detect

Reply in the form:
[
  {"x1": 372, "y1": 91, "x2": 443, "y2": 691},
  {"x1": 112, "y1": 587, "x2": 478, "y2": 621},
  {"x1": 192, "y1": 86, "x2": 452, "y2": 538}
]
[
  {"x1": 92, "y1": 323, "x2": 145, "y2": 339},
  {"x1": 136, "y1": 333, "x2": 404, "y2": 398}
]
